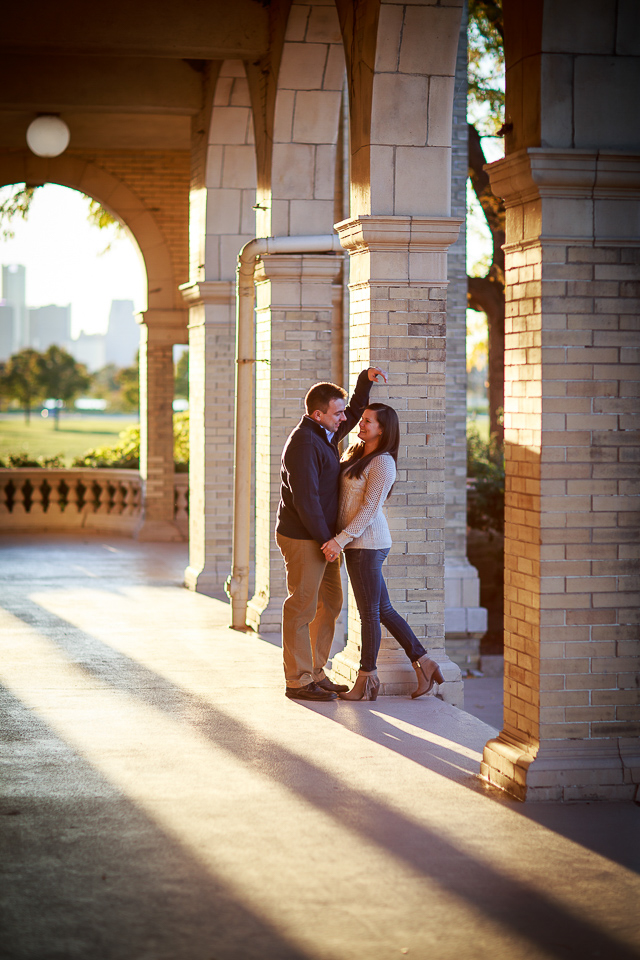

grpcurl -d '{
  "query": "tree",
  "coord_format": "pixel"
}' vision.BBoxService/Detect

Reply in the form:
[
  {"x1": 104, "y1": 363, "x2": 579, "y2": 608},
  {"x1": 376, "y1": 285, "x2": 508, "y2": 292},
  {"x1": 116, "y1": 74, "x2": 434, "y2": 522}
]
[
  {"x1": 0, "y1": 183, "x2": 121, "y2": 240},
  {"x1": 0, "y1": 348, "x2": 45, "y2": 423},
  {"x1": 467, "y1": 0, "x2": 506, "y2": 445},
  {"x1": 37, "y1": 345, "x2": 91, "y2": 429},
  {"x1": 115, "y1": 355, "x2": 139, "y2": 412},
  {"x1": 0, "y1": 186, "x2": 38, "y2": 240},
  {"x1": 174, "y1": 349, "x2": 189, "y2": 399}
]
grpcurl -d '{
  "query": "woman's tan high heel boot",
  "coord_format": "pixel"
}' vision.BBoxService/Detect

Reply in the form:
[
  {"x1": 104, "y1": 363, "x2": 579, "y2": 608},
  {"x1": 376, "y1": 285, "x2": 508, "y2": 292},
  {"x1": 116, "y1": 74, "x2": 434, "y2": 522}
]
[
  {"x1": 339, "y1": 669, "x2": 380, "y2": 701},
  {"x1": 411, "y1": 655, "x2": 445, "y2": 699}
]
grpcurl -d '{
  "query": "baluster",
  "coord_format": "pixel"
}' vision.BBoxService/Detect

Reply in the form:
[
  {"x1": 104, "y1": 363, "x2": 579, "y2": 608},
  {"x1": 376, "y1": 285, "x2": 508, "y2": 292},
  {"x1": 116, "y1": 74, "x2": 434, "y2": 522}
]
[
  {"x1": 112, "y1": 480, "x2": 125, "y2": 516},
  {"x1": 175, "y1": 481, "x2": 189, "y2": 522},
  {"x1": 0, "y1": 476, "x2": 9, "y2": 515},
  {"x1": 95, "y1": 478, "x2": 110, "y2": 515},
  {"x1": 69, "y1": 476, "x2": 84, "y2": 516},
  {"x1": 12, "y1": 474, "x2": 27, "y2": 516},
  {"x1": 29, "y1": 475, "x2": 45, "y2": 518},
  {"x1": 121, "y1": 479, "x2": 132, "y2": 516},
  {"x1": 46, "y1": 476, "x2": 62, "y2": 518},
  {"x1": 131, "y1": 477, "x2": 143, "y2": 517}
]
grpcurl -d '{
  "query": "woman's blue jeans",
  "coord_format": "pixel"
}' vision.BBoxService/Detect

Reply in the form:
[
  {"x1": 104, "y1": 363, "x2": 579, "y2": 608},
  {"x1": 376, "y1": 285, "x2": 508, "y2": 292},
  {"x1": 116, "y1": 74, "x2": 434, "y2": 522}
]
[{"x1": 345, "y1": 548, "x2": 427, "y2": 672}]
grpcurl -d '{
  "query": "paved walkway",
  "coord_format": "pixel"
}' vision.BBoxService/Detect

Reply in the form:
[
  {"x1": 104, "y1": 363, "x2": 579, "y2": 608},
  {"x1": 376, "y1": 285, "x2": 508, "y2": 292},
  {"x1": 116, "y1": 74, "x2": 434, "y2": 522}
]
[{"x1": 1, "y1": 535, "x2": 638, "y2": 960}]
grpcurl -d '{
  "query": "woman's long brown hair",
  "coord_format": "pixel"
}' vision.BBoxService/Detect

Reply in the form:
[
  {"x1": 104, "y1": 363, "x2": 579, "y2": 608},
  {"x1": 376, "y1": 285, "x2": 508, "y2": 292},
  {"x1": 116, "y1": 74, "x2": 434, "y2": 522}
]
[{"x1": 341, "y1": 404, "x2": 400, "y2": 490}]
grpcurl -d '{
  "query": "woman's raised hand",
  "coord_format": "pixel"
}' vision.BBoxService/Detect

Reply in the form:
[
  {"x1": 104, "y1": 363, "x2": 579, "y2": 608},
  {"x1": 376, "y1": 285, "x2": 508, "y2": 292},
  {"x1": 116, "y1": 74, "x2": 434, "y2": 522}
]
[{"x1": 367, "y1": 366, "x2": 388, "y2": 384}]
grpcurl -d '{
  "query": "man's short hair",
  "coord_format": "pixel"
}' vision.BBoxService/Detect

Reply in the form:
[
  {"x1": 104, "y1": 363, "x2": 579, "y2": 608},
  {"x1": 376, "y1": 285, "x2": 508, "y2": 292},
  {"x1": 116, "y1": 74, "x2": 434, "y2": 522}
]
[{"x1": 305, "y1": 381, "x2": 347, "y2": 415}]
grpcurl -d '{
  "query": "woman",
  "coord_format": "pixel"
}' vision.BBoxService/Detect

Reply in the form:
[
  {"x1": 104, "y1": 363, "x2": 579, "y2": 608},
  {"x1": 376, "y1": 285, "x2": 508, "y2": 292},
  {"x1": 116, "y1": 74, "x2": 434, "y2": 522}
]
[{"x1": 322, "y1": 403, "x2": 445, "y2": 701}]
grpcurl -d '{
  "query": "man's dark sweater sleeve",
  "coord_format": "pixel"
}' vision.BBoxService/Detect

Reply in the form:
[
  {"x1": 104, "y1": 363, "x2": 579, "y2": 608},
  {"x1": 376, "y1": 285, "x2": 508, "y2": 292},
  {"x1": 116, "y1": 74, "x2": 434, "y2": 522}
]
[
  {"x1": 284, "y1": 440, "x2": 333, "y2": 544},
  {"x1": 336, "y1": 369, "x2": 373, "y2": 443}
]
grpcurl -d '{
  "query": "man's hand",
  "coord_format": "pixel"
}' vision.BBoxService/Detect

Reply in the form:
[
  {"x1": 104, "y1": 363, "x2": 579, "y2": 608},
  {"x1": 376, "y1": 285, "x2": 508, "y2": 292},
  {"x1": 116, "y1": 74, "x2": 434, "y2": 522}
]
[
  {"x1": 321, "y1": 538, "x2": 342, "y2": 562},
  {"x1": 367, "y1": 366, "x2": 388, "y2": 384}
]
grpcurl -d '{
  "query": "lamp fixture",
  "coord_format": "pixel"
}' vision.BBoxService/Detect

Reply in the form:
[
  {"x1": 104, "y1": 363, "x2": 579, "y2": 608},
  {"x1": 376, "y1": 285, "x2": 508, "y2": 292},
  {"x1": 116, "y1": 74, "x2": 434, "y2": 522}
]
[{"x1": 26, "y1": 116, "x2": 70, "y2": 158}]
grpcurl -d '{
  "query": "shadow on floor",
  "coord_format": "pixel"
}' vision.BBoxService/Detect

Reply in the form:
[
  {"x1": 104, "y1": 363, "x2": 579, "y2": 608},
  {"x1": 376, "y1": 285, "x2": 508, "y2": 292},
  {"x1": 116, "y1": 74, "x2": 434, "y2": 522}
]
[{"x1": 2, "y1": 585, "x2": 639, "y2": 960}]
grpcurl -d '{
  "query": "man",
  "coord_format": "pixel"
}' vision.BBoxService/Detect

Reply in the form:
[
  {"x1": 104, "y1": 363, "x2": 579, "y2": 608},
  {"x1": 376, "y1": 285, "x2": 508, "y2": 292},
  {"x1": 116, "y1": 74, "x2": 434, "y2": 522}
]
[{"x1": 276, "y1": 367, "x2": 388, "y2": 701}]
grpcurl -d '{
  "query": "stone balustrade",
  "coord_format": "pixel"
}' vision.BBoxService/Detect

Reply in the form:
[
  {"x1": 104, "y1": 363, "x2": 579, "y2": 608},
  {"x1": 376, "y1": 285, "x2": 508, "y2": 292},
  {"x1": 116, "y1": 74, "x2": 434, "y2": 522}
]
[{"x1": 0, "y1": 469, "x2": 188, "y2": 539}]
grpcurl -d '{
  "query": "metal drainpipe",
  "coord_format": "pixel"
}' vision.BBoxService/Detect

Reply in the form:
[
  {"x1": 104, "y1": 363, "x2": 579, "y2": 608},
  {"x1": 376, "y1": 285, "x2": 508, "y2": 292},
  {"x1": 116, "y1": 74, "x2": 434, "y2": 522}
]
[{"x1": 225, "y1": 233, "x2": 344, "y2": 629}]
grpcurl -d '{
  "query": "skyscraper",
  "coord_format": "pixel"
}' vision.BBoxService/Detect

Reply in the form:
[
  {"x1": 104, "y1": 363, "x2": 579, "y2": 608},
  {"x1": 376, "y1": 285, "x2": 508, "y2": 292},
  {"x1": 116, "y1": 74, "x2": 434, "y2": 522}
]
[
  {"x1": 1, "y1": 264, "x2": 27, "y2": 352},
  {"x1": 105, "y1": 300, "x2": 139, "y2": 368},
  {"x1": 28, "y1": 304, "x2": 71, "y2": 351}
]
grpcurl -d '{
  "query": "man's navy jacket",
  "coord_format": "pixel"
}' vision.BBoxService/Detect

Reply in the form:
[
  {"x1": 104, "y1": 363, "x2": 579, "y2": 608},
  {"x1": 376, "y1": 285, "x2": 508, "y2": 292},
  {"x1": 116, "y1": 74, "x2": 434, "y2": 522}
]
[{"x1": 275, "y1": 370, "x2": 373, "y2": 545}]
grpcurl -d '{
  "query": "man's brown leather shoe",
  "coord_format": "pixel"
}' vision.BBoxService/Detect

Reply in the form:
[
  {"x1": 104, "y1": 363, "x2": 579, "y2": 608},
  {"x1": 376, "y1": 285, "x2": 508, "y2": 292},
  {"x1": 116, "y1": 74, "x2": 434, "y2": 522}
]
[
  {"x1": 285, "y1": 682, "x2": 337, "y2": 701},
  {"x1": 316, "y1": 677, "x2": 349, "y2": 694}
]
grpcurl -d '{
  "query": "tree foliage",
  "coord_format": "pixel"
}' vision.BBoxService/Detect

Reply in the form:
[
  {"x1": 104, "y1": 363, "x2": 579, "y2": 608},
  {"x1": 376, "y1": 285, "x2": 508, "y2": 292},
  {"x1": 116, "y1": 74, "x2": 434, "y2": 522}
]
[
  {"x1": 115, "y1": 356, "x2": 139, "y2": 411},
  {"x1": 0, "y1": 346, "x2": 90, "y2": 426},
  {"x1": 37, "y1": 345, "x2": 91, "y2": 428},
  {"x1": 0, "y1": 348, "x2": 45, "y2": 423},
  {"x1": 0, "y1": 186, "x2": 38, "y2": 240},
  {"x1": 0, "y1": 183, "x2": 122, "y2": 240},
  {"x1": 467, "y1": 424, "x2": 504, "y2": 534},
  {"x1": 468, "y1": 0, "x2": 504, "y2": 136},
  {"x1": 467, "y1": 0, "x2": 506, "y2": 445},
  {"x1": 73, "y1": 413, "x2": 189, "y2": 471},
  {"x1": 174, "y1": 350, "x2": 189, "y2": 399}
]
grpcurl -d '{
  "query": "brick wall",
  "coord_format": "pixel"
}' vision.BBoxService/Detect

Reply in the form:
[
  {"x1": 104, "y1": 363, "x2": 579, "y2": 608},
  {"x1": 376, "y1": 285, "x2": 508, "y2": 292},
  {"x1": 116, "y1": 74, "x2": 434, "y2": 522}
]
[{"x1": 68, "y1": 148, "x2": 190, "y2": 306}]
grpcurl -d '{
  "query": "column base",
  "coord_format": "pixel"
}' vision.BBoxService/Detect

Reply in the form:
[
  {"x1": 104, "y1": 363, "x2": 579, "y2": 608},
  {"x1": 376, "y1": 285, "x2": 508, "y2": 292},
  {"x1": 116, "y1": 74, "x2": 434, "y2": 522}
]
[
  {"x1": 184, "y1": 563, "x2": 229, "y2": 599},
  {"x1": 481, "y1": 733, "x2": 640, "y2": 802},
  {"x1": 444, "y1": 558, "x2": 487, "y2": 672},
  {"x1": 445, "y1": 626, "x2": 486, "y2": 673},
  {"x1": 247, "y1": 594, "x2": 285, "y2": 634},
  {"x1": 135, "y1": 519, "x2": 185, "y2": 542}
]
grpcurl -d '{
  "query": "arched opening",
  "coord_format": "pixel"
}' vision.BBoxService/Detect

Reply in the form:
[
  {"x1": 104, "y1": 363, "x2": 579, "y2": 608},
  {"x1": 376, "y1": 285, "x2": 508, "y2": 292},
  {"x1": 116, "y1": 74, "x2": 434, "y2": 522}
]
[{"x1": 0, "y1": 158, "x2": 188, "y2": 540}]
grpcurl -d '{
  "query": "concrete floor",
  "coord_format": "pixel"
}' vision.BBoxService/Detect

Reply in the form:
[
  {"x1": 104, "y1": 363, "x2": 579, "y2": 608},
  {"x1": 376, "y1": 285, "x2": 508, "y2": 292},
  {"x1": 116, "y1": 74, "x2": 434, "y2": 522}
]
[{"x1": 0, "y1": 535, "x2": 638, "y2": 960}]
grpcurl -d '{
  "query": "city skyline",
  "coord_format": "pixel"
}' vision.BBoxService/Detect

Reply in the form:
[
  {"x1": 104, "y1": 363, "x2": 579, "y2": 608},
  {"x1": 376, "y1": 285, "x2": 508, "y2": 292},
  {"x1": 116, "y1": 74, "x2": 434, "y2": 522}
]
[
  {"x1": 0, "y1": 262, "x2": 139, "y2": 370},
  {"x1": 0, "y1": 183, "x2": 145, "y2": 339}
]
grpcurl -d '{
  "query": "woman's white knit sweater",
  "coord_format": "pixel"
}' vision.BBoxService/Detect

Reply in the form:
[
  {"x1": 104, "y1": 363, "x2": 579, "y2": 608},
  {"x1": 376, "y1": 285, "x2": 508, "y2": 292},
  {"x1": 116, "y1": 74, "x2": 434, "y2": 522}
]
[{"x1": 334, "y1": 453, "x2": 395, "y2": 550}]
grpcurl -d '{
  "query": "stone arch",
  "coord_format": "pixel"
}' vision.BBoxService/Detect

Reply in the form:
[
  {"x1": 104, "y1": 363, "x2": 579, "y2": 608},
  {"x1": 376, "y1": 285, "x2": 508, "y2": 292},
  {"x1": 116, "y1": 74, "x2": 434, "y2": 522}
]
[{"x1": 0, "y1": 153, "x2": 178, "y2": 312}]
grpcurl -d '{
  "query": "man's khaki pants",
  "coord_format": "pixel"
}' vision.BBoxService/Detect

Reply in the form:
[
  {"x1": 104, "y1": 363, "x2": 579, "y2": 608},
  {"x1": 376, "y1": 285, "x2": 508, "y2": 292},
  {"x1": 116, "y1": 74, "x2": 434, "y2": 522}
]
[{"x1": 276, "y1": 533, "x2": 343, "y2": 688}]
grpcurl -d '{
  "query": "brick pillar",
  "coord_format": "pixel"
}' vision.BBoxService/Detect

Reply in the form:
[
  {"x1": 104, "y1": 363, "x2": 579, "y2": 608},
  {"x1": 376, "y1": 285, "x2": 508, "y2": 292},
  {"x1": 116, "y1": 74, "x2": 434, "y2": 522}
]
[
  {"x1": 445, "y1": 0, "x2": 487, "y2": 672},
  {"x1": 183, "y1": 58, "x2": 256, "y2": 594},
  {"x1": 331, "y1": 216, "x2": 464, "y2": 705},
  {"x1": 181, "y1": 281, "x2": 235, "y2": 593},
  {"x1": 481, "y1": 149, "x2": 640, "y2": 800},
  {"x1": 247, "y1": 253, "x2": 343, "y2": 632},
  {"x1": 137, "y1": 310, "x2": 187, "y2": 542}
]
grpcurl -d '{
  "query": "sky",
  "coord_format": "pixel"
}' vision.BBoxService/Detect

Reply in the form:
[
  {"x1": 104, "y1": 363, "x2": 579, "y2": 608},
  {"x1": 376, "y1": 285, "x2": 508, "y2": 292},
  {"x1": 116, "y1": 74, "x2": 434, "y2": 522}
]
[{"x1": 0, "y1": 184, "x2": 146, "y2": 339}]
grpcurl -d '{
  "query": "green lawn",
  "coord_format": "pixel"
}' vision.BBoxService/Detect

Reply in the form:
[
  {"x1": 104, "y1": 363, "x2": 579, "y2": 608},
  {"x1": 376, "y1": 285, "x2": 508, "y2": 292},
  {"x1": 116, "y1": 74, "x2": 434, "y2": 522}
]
[{"x1": 0, "y1": 415, "x2": 138, "y2": 466}]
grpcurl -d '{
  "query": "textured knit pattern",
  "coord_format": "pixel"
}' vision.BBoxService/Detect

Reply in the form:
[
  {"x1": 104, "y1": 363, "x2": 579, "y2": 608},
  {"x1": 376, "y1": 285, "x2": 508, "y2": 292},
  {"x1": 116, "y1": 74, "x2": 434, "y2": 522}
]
[{"x1": 335, "y1": 453, "x2": 395, "y2": 550}]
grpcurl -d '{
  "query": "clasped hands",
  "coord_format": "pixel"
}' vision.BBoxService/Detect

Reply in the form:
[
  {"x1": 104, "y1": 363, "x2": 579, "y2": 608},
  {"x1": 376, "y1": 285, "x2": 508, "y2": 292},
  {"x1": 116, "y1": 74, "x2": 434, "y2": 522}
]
[{"x1": 322, "y1": 538, "x2": 342, "y2": 562}]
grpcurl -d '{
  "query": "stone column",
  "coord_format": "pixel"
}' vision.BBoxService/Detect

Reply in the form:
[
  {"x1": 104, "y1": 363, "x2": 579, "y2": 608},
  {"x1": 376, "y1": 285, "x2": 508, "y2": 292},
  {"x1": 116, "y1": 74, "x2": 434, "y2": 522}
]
[
  {"x1": 246, "y1": 0, "x2": 346, "y2": 633},
  {"x1": 184, "y1": 59, "x2": 256, "y2": 594},
  {"x1": 333, "y1": 0, "x2": 465, "y2": 702},
  {"x1": 480, "y1": 149, "x2": 640, "y2": 800},
  {"x1": 445, "y1": 0, "x2": 487, "y2": 672},
  {"x1": 137, "y1": 310, "x2": 187, "y2": 542},
  {"x1": 331, "y1": 217, "x2": 464, "y2": 705},
  {"x1": 181, "y1": 281, "x2": 235, "y2": 594},
  {"x1": 248, "y1": 253, "x2": 343, "y2": 632}
]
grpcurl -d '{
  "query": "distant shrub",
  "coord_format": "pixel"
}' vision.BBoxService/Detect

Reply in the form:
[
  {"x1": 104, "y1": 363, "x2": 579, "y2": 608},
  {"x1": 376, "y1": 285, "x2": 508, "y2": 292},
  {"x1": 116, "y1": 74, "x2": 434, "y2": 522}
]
[
  {"x1": 172, "y1": 411, "x2": 189, "y2": 472},
  {"x1": 467, "y1": 425, "x2": 504, "y2": 534},
  {"x1": 0, "y1": 452, "x2": 66, "y2": 468},
  {"x1": 72, "y1": 424, "x2": 141, "y2": 469},
  {"x1": 72, "y1": 413, "x2": 189, "y2": 471}
]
